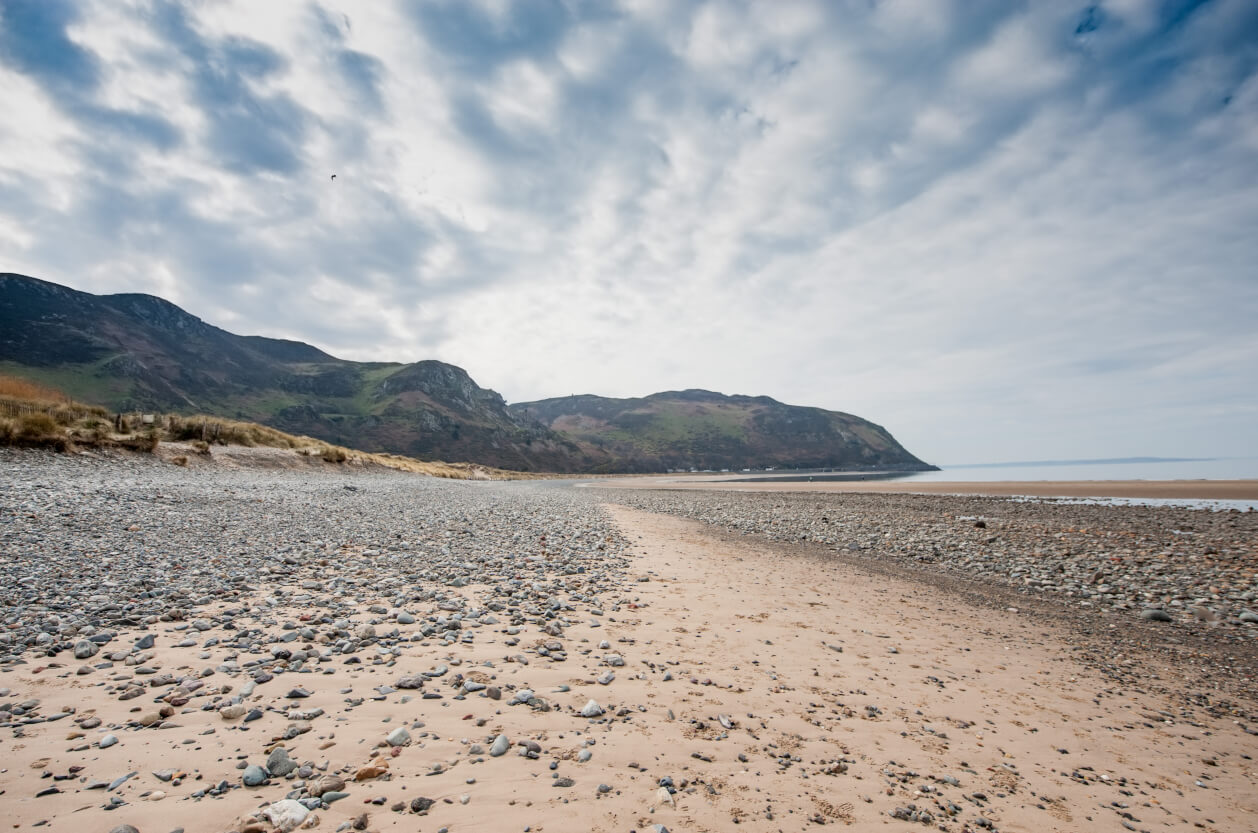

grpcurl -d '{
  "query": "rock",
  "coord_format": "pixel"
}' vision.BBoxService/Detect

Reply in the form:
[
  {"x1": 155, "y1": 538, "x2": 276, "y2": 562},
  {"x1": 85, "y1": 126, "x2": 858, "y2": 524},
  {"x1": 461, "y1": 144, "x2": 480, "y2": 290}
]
[
  {"x1": 218, "y1": 704, "x2": 244, "y2": 721},
  {"x1": 410, "y1": 796, "x2": 434, "y2": 813},
  {"x1": 74, "y1": 640, "x2": 99, "y2": 659},
  {"x1": 354, "y1": 761, "x2": 389, "y2": 781},
  {"x1": 262, "y1": 798, "x2": 310, "y2": 832},
  {"x1": 267, "y1": 746, "x2": 298, "y2": 777},
  {"x1": 396, "y1": 674, "x2": 425, "y2": 689},
  {"x1": 1140, "y1": 609, "x2": 1174, "y2": 622},
  {"x1": 135, "y1": 634, "x2": 155, "y2": 650},
  {"x1": 99, "y1": 733, "x2": 118, "y2": 748},
  {"x1": 580, "y1": 700, "x2": 605, "y2": 718},
  {"x1": 489, "y1": 734, "x2": 510, "y2": 757},
  {"x1": 596, "y1": 670, "x2": 615, "y2": 685},
  {"x1": 242, "y1": 764, "x2": 268, "y2": 786},
  {"x1": 554, "y1": 777, "x2": 575, "y2": 787},
  {"x1": 1239, "y1": 610, "x2": 1258, "y2": 624},
  {"x1": 386, "y1": 727, "x2": 411, "y2": 746},
  {"x1": 286, "y1": 687, "x2": 311, "y2": 698},
  {"x1": 577, "y1": 748, "x2": 592, "y2": 762},
  {"x1": 308, "y1": 774, "x2": 345, "y2": 797},
  {"x1": 397, "y1": 612, "x2": 416, "y2": 625},
  {"x1": 109, "y1": 826, "x2": 141, "y2": 833}
]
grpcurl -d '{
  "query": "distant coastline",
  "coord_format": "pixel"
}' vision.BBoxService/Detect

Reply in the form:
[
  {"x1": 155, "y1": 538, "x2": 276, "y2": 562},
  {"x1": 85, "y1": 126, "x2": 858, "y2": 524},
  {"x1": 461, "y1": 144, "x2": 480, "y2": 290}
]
[{"x1": 942, "y1": 456, "x2": 1216, "y2": 469}]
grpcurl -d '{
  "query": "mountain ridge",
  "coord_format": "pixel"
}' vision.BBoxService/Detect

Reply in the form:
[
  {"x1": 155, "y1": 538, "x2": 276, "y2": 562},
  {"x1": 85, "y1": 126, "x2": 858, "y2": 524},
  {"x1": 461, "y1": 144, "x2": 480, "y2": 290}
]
[{"x1": 1, "y1": 273, "x2": 933, "y2": 473}]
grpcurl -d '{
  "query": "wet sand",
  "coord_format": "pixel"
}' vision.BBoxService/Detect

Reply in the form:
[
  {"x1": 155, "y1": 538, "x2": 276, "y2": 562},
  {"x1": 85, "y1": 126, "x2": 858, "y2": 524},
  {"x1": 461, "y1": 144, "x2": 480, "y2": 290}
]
[{"x1": 596, "y1": 474, "x2": 1258, "y2": 500}]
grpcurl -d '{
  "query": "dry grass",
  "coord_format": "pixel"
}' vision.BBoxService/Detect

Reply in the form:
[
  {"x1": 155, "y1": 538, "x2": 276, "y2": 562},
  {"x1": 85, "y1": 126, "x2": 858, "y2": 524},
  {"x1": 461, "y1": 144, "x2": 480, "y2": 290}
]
[
  {"x1": 165, "y1": 414, "x2": 304, "y2": 448},
  {"x1": 0, "y1": 373, "x2": 540, "y2": 480},
  {"x1": 319, "y1": 445, "x2": 349, "y2": 463},
  {"x1": 0, "y1": 374, "x2": 109, "y2": 449},
  {"x1": 0, "y1": 375, "x2": 69, "y2": 402}
]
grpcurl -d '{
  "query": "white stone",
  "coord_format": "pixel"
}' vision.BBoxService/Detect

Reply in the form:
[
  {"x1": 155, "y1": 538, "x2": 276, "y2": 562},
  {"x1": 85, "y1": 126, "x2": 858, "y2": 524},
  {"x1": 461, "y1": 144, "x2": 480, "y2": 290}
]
[{"x1": 263, "y1": 798, "x2": 310, "y2": 832}]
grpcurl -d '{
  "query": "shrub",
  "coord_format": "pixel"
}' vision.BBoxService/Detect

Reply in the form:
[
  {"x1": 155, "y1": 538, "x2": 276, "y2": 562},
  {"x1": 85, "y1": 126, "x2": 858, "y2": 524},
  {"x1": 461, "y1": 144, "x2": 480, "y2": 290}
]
[
  {"x1": 320, "y1": 446, "x2": 348, "y2": 463},
  {"x1": 17, "y1": 412, "x2": 59, "y2": 438},
  {"x1": 192, "y1": 440, "x2": 210, "y2": 455},
  {"x1": 171, "y1": 455, "x2": 188, "y2": 466}
]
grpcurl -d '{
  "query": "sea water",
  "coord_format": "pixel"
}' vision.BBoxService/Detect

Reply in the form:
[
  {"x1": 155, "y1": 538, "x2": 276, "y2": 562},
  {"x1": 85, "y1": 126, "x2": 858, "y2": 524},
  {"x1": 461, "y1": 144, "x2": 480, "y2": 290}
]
[{"x1": 901, "y1": 457, "x2": 1258, "y2": 483}]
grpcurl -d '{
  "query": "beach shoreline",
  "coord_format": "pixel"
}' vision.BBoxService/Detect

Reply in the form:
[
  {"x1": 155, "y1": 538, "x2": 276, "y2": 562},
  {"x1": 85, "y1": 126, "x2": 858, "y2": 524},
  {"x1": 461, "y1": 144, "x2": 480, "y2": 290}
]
[
  {"x1": 594, "y1": 474, "x2": 1258, "y2": 500},
  {"x1": 2, "y1": 450, "x2": 1255, "y2": 832}
]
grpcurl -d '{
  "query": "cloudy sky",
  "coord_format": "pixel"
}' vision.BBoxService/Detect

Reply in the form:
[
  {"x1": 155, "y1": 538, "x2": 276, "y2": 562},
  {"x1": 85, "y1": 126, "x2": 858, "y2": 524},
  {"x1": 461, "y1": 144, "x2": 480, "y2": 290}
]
[{"x1": 1, "y1": 0, "x2": 1256, "y2": 465}]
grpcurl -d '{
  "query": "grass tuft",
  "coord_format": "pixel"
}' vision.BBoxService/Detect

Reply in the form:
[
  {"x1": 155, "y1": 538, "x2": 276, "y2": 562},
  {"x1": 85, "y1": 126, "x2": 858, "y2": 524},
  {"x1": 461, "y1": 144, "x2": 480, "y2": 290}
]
[{"x1": 320, "y1": 446, "x2": 349, "y2": 463}]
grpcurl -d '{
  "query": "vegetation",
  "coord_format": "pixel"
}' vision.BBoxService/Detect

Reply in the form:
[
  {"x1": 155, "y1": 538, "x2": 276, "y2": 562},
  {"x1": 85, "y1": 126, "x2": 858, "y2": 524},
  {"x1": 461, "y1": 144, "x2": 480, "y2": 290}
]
[{"x1": 0, "y1": 374, "x2": 537, "y2": 480}]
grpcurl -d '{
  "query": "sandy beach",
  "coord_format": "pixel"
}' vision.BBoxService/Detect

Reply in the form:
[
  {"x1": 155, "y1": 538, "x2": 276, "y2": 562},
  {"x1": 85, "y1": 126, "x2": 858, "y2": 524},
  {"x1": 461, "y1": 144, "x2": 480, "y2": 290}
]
[
  {"x1": 596, "y1": 474, "x2": 1258, "y2": 501},
  {"x1": 2, "y1": 450, "x2": 1255, "y2": 833}
]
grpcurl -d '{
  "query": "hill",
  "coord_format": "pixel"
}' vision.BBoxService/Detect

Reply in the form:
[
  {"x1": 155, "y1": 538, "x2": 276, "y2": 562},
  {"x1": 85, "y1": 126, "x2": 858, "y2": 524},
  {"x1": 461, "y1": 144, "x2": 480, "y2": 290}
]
[
  {"x1": 510, "y1": 389, "x2": 935, "y2": 473},
  {"x1": 0, "y1": 273, "x2": 593, "y2": 471},
  {"x1": 1, "y1": 273, "x2": 933, "y2": 473}
]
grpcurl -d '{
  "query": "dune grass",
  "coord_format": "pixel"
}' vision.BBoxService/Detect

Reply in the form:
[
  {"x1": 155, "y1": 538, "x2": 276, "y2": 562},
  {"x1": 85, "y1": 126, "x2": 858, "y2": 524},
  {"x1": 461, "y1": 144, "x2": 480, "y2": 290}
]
[{"x1": 0, "y1": 374, "x2": 536, "y2": 479}]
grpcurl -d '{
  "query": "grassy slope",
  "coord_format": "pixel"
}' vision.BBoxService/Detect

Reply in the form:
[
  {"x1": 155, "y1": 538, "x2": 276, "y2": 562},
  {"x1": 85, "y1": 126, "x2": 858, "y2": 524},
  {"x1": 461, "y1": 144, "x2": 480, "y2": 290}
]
[
  {"x1": 515, "y1": 392, "x2": 934, "y2": 471},
  {"x1": 0, "y1": 373, "x2": 537, "y2": 480}
]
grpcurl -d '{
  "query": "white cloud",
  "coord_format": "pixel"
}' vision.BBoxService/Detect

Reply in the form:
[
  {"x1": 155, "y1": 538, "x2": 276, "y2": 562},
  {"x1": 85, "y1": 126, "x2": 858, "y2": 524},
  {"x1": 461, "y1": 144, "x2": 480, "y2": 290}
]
[{"x1": 0, "y1": 0, "x2": 1255, "y2": 464}]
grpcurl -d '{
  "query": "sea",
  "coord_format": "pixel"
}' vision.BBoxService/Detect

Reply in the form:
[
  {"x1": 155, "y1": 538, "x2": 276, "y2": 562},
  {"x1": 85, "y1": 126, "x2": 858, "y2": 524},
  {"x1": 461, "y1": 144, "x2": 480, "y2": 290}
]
[
  {"x1": 901, "y1": 457, "x2": 1258, "y2": 483},
  {"x1": 724, "y1": 457, "x2": 1258, "y2": 510}
]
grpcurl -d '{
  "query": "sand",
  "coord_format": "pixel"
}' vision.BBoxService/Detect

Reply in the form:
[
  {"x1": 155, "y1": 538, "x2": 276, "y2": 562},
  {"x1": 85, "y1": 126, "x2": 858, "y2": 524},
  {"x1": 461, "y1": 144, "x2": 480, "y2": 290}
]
[
  {"x1": 4, "y1": 503, "x2": 1254, "y2": 832},
  {"x1": 595, "y1": 474, "x2": 1258, "y2": 500}
]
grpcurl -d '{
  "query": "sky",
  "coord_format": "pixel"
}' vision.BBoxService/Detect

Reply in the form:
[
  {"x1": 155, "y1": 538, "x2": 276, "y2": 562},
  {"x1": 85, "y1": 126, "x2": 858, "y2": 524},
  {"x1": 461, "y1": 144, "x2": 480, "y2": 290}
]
[{"x1": 1, "y1": 0, "x2": 1256, "y2": 465}]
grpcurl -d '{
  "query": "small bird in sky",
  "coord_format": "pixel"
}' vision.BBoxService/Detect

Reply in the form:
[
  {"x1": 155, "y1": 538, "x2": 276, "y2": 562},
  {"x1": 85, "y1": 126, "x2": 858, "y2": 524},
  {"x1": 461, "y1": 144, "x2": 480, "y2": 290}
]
[{"x1": 330, "y1": 174, "x2": 337, "y2": 181}]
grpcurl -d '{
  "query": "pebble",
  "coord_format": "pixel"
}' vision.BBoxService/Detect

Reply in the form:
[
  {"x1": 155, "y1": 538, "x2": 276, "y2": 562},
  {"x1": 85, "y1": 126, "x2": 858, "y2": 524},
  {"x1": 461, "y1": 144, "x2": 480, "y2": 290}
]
[
  {"x1": 0, "y1": 451, "x2": 635, "y2": 831},
  {"x1": 606, "y1": 487, "x2": 1258, "y2": 638},
  {"x1": 262, "y1": 798, "x2": 310, "y2": 832},
  {"x1": 266, "y1": 747, "x2": 298, "y2": 776}
]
